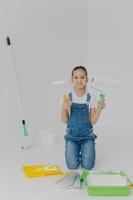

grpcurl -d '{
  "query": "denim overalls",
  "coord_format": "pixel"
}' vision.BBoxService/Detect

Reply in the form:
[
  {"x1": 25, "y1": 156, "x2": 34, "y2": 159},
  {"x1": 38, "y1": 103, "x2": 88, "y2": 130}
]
[{"x1": 64, "y1": 92, "x2": 97, "y2": 170}]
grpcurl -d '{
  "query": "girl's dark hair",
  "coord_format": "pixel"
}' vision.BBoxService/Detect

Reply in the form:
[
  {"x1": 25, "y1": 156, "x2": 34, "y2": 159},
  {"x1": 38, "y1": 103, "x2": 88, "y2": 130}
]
[{"x1": 72, "y1": 66, "x2": 88, "y2": 77}]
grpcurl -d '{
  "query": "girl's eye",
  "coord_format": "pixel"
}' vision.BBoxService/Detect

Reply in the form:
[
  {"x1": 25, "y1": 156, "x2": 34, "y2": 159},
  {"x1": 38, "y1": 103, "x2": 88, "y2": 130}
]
[{"x1": 74, "y1": 76, "x2": 86, "y2": 79}]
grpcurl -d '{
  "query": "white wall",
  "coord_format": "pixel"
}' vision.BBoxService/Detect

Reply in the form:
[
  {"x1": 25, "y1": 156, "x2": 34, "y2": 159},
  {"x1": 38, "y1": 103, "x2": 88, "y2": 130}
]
[
  {"x1": 1, "y1": 0, "x2": 88, "y2": 136},
  {"x1": 87, "y1": 0, "x2": 133, "y2": 129},
  {"x1": 1, "y1": 0, "x2": 133, "y2": 145}
]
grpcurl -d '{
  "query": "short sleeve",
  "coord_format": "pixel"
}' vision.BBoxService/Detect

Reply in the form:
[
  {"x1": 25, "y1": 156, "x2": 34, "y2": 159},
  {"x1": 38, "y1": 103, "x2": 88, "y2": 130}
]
[{"x1": 90, "y1": 94, "x2": 97, "y2": 108}]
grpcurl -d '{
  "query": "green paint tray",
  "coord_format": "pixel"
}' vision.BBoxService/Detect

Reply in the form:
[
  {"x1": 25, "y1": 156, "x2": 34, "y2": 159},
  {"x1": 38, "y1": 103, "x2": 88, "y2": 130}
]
[{"x1": 81, "y1": 170, "x2": 132, "y2": 196}]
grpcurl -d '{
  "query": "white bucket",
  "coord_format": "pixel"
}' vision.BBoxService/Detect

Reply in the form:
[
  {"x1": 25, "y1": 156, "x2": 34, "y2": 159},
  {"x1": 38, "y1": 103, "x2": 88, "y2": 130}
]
[{"x1": 39, "y1": 128, "x2": 56, "y2": 149}]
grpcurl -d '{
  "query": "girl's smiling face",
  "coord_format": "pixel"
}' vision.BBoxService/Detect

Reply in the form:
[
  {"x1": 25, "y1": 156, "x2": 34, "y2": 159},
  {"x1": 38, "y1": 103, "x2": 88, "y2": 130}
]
[{"x1": 71, "y1": 69, "x2": 88, "y2": 89}]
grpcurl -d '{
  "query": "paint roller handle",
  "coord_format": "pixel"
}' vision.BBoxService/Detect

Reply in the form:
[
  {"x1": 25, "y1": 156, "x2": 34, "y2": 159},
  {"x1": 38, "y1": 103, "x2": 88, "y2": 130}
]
[
  {"x1": 99, "y1": 93, "x2": 106, "y2": 101},
  {"x1": 97, "y1": 94, "x2": 106, "y2": 112},
  {"x1": 63, "y1": 95, "x2": 68, "y2": 101},
  {"x1": 62, "y1": 95, "x2": 70, "y2": 112}
]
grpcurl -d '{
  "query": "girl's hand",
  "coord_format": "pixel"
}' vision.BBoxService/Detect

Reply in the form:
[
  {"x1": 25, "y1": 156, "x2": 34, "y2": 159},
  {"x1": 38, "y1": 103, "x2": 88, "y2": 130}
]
[{"x1": 97, "y1": 100, "x2": 106, "y2": 112}]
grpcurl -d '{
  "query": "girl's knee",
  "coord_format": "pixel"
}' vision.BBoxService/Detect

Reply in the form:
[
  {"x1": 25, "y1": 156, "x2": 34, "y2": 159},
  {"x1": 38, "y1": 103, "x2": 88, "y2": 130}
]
[
  {"x1": 65, "y1": 140, "x2": 80, "y2": 170},
  {"x1": 67, "y1": 164, "x2": 79, "y2": 170},
  {"x1": 66, "y1": 160, "x2": 80, "y2": 170},
  {"x1": 81, "y1": 159, "x2": 95, "y2": 170}
]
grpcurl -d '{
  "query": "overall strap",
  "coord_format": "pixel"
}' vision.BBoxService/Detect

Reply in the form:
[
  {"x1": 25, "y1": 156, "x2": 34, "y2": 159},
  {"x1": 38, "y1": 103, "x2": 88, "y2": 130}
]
[
  {"x1": 68, "y1": 92, "x2": 72, "y2": 105},
  {"x1": 86, "y1": 93, "x2": 91, "y2": 112},
  {"x1": 86, "y1": 93, "x2": 91, "y2": 103}
]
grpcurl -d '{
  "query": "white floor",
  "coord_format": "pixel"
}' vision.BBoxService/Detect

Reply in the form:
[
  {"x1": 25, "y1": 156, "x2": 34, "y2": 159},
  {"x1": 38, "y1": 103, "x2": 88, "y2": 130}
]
[{"x1": 0, "y1": 125, "x2": 133, "y2": 200}]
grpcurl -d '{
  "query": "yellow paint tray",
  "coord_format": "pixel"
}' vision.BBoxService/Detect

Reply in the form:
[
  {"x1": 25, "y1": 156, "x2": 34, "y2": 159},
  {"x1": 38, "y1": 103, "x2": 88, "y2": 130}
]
[{"x1": 23, "y1": 164, "x2": 63, "y2": 178}]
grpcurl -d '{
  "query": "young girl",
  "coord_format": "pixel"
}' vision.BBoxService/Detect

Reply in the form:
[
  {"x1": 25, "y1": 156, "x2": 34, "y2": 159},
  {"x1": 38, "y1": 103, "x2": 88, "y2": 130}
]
[{"x1": 61, "y1": 66, "x2": 105, "y2": 170}]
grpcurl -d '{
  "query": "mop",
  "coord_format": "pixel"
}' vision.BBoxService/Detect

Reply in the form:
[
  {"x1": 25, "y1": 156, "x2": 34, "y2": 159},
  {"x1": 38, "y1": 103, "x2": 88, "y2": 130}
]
[{"x1": 6, "y1": 36, "x2": 29, "y2": 150}]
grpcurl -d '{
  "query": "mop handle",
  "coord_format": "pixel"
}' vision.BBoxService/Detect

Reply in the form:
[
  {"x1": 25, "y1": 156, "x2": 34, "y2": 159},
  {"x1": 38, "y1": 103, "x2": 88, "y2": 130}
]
[{"x1": 7, "y1": 36, "x2": 28, "y2": 136}]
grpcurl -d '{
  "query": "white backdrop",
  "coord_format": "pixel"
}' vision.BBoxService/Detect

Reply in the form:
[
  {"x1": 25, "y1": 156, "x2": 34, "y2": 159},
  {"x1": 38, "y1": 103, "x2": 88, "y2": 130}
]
[
  {"x1": 0, "y1": 1, "x2": 133, "y2": 200},
  {"x1": 0, "y1": 0, "x2": 133, "y2": 153}
]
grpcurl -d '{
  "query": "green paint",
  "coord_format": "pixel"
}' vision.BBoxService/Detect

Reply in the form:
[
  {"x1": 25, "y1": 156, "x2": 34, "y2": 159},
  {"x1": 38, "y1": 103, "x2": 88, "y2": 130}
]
[{"x1": 81, "y1": 170, "x2": 131, "y2": 196}]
